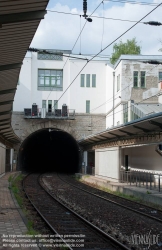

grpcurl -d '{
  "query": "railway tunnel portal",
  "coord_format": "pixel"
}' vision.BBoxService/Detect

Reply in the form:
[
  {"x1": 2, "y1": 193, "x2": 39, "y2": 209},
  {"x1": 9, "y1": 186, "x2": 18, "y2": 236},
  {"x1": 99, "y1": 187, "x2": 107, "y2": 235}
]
[{"x1": 18, "y1": 128, "x2": 80, "y2": 173}]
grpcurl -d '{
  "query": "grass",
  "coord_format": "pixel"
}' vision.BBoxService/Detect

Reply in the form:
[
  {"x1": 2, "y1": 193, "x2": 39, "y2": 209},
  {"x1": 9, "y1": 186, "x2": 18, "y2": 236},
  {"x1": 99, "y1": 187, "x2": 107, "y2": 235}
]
[
  {"x1": 9, "y1": 174, "x2": 24, "y2": 207},
  {"x1": 8, "y1": 173, "x2": 39, "y2": 235}
]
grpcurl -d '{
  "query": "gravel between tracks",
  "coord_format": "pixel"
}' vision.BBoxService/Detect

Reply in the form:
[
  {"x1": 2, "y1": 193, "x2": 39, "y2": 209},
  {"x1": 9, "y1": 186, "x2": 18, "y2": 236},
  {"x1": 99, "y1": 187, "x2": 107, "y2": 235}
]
[{"x1": 42, "y1": 173, "x2": 162, "y2": 250}]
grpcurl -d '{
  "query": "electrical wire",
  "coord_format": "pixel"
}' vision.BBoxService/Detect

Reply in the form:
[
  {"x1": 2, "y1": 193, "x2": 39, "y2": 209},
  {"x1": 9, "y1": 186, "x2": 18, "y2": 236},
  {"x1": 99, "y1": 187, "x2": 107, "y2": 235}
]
[
  {"x1": 104, "y1": 0, "x2": 162, "y2": 6},
  {"x1": 89, "y1": 2, "x2": 162, "y2": 62},
  {"x1": 48, "y1": 0, "x2": 104, "y2": 107},
  {"x1": 54, "y1": 2, "x2": 162, "y2": 106},
  {"x1": 47, "y1": 9, "x2": 149, "y2": 24},
  {"x1": 101, "y1": 1, "x2": 105, "y2": 51}
]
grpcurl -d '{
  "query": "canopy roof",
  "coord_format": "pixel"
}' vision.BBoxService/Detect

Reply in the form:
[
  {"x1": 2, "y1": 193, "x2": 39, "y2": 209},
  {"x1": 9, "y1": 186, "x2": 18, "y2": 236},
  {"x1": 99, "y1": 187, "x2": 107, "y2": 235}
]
[
  {"x1": 0, "y1": 0, "x2": 49, "y2": 147},
  {"x1": 79, "y1": 112, "x2": 162, "y2": 147}
]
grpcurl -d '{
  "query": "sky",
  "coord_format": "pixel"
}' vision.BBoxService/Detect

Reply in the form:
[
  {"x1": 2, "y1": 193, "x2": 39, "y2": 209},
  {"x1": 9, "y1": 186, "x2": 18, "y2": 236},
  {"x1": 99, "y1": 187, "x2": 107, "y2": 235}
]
[{"x1": 30, "y1": 0, "x2": 162, "y2": 58}]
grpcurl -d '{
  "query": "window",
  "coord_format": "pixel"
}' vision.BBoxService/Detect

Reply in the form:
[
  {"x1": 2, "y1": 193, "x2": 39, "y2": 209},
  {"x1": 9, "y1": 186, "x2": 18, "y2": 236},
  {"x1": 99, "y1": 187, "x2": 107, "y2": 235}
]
[
  {"x1": 123, "y1": 103, "x2": 128, "y2": 123},
  {"x1": 81, "y1": 74, "x2": 85, "y2": 87},
  {"x1": 133, "y1": 71, "x2": 138, "y2": 87},
  {"x1": 86, "y1": 100, "x2": 90, "y2": 113},
  {"x1": 159, "y1": 72, "x2": 162, "y2": 81},
  {"x1": 42, "y1": 100, "x2": 46, "y2": 108},
  {"x1": 140, "y1": 71, "x2": 146, "y2": 88},
  {"x1": 38, "y1": 69, "x2": 63, "y2": 91},
  {"x1": 54, "y1": 100, "x2": 58, "y2": 109},
  {"x1": 38, "y1": 51, "x2": 63, "y2": 61},
  {"x1": 48, "y1": 100, "x2": 52, "y2": 112},
  {"x1": 117, "y1": 74, "x2": 120, "y2": 91},
  {"x1": 86, "y1": 74, "x2": 90, "y2": 87},
  {"x1": 92, "y1": 74, "x2": 96, "y2": 87}
]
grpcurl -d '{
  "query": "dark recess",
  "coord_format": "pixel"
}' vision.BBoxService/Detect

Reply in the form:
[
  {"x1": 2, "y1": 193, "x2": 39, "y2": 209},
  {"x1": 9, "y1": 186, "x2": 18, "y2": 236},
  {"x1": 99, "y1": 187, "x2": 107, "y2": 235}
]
[{"x1": 18, "y1": 129, "x2": 80, "y2": 173}]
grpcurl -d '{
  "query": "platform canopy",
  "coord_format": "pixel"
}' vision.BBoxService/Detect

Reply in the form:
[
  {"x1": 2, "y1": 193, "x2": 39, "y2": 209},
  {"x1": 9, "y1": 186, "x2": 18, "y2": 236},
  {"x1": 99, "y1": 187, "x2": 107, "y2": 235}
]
[
  {"x1": 78, "y1": 112, "x2": 162, "y2": 147},
  {"x1": 0, "y1": 0, "x2": 49, "y2": 147}
]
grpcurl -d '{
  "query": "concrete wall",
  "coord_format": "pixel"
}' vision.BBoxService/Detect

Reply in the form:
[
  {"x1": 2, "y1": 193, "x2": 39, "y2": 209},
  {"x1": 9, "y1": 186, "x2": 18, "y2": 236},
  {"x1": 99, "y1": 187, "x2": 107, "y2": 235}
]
[
  {"x1": 95, "y1": 147, "x2": 121, "y2": 182},
  {"x1": 0, "y1": 143, "x2": 6, "y2": 175},
  {"x1": 122, "y1": 144, "x2": 162, "y2": 171}
]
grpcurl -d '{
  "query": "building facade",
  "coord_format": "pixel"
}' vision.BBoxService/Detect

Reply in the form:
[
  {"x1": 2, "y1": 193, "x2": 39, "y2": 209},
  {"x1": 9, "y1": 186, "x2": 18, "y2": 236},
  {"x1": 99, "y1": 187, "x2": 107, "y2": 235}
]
[
  {"x1": 106, "y1": 55, "x2": 162, "y2": 129},
  {"x1": 13, "y1": 50, "x2": 108, "y2": 116}
]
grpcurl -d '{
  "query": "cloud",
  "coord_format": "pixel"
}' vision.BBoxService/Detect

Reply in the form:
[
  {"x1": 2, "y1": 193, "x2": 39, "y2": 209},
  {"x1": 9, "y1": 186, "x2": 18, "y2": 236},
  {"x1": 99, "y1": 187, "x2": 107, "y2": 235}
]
[{"x1": 31, "y1": 1, "x2": 162, "y2": 57}]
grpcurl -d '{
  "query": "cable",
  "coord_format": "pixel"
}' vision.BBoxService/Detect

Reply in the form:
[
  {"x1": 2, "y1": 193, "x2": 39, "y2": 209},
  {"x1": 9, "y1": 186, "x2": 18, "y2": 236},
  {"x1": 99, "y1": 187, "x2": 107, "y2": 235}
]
[
  {"x1": 49, "y1": 0, "x2": 104, "y2": 108},
  {"x1": 47, "y1": 9, "x2": 149, "y2": 24},
  {"x1": 80, "y1": 15, "x2": 82, "y2": 55},
  {"x1": 89, "y1": 2, "x2": 162, "y2": 62},
  {"x1": 55, "y1": 2, "x2": 162, "y2": 108},
  {"x1": 104, "y1": 0, "x2": 162, "y2": 6},
  {"x1": 101, "y1": 1, "x2": 105, "y2": 51}
]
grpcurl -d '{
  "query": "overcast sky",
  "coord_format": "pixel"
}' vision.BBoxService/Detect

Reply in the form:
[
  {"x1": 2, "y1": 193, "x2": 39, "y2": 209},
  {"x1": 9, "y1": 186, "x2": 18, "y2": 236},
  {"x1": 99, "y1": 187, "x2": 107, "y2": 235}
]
[{"x1": 30, "y1": 0, "x2": 162, "y2": 58}]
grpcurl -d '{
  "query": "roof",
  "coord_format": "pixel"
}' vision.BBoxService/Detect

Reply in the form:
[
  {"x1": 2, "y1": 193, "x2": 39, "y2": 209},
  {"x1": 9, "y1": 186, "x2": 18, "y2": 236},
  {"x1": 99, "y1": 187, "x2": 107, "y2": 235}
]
[
  {"x1": 132, "y1": 103, "x2": 162, "y2": 117},
  {"x1": 114, "y1": 54, "x2": 162, "y2": 69},
  {"x1": 0, "y1": 0, "x2": 49, "y2": 147},
  {"x1": 78, "y1": 112, "x2": 162, "y2": 147}
]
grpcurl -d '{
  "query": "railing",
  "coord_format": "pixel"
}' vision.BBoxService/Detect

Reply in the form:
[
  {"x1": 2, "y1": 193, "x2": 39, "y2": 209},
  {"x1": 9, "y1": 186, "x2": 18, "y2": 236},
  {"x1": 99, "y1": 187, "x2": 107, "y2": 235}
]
[
  {"x1": 120, "y1": 169, "x2": 162, "y2": 192},
  {"x1": 24, "y1": 108, "x2": 75, "y2": 119}
]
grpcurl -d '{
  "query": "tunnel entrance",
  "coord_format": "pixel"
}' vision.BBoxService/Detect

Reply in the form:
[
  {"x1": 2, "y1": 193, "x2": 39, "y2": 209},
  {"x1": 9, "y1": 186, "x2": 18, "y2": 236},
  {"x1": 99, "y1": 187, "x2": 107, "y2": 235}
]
[{"x1": 18, "y1": 128, "x2": 80, "y2": 173}]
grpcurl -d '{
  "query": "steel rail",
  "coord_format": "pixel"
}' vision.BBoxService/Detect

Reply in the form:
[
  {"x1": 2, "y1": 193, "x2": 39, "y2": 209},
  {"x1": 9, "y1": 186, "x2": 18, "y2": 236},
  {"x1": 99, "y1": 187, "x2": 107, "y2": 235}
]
[
  {"x1": 23, "y1": 173, "x2": 73, "y2": 250},
  {"x1": 57, "y1": 174, "x2": 162, "y2": 224},
  {"x1": 39, "y1": 174, "x2": 130, "y2": 250}
]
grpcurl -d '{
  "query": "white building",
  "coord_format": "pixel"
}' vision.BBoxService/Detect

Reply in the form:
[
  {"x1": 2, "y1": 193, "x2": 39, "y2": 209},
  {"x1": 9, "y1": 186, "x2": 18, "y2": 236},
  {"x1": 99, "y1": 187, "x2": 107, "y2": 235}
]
[
  {"x1": 13, "y1": 52, "x2": 162, "y2": 129},
  {"x1": 13, "y1": 50, "x2": 108, "y2": 116},
  {"x1": 106, "y1": 55, "x2": 162, "y2": 129}
]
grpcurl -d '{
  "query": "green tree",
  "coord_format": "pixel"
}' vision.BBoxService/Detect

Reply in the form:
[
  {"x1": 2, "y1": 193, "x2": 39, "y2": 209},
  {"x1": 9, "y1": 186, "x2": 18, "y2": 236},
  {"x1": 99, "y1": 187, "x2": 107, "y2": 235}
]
[{"x1": 110, "y1": 38, "x2": 141, "y2": 65}]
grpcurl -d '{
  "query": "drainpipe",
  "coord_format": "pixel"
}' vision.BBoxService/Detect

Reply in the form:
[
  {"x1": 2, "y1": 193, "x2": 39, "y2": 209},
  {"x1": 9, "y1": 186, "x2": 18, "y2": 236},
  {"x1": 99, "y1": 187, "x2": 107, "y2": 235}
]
[{"x1": 113, "y1": 71, "x2": 115, "y2": 127}]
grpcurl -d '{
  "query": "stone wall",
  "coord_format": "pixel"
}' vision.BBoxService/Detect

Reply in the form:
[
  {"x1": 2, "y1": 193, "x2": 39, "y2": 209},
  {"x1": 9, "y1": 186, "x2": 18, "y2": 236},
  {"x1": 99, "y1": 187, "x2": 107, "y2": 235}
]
[{"x1": 12, "y1": 112, "x2": 106, "y2": 143}]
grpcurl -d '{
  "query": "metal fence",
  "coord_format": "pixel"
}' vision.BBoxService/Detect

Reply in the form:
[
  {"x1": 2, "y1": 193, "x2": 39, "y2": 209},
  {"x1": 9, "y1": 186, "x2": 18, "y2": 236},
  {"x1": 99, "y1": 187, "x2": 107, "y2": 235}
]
[
  {"x1": 24, "y1": 108, "x2": 75, "y2": 119},
  {"x1": 120, "y1": 170, "x2": 162, "y2": 192}
]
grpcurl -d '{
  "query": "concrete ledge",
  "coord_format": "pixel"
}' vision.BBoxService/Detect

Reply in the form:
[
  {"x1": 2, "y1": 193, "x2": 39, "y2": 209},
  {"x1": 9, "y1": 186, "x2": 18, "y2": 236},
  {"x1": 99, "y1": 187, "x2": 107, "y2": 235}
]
[{"x1": 76, "y1": 174, "x2": 162, "y2": 206}]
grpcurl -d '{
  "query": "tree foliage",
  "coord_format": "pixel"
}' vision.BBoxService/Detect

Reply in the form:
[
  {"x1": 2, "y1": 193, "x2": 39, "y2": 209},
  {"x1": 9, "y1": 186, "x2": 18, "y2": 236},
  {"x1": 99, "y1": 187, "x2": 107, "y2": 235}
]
[{"x1": 110, "y1": 38, "x2": 141, "y2": 65}]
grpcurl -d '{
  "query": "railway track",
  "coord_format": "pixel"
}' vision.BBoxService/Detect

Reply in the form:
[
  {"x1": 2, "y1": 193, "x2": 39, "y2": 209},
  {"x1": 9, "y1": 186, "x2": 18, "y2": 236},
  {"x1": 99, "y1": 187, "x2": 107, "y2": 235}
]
[
  {"x1": 23, "y1": 173, "x2": 130, "y2": 250},
  {"x1": 58, "y1": 174, "x2": 162, "y2": 223},
  {"x1": 41, "y1": 173, "x2": 162, "y2": 250}
]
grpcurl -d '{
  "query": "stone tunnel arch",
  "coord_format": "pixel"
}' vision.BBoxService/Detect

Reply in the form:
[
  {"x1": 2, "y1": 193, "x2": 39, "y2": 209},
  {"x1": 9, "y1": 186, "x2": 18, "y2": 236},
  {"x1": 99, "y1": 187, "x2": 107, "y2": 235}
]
[{"x1": 17, "y1": 128, "x2": 80, "y2": 173}]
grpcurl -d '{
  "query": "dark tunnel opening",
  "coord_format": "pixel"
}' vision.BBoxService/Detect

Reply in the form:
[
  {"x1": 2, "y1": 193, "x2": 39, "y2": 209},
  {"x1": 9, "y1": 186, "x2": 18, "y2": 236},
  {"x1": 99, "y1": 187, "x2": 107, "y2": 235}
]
[{"x1": 18, "y1": 129, "x2": 80, "y2": 173}]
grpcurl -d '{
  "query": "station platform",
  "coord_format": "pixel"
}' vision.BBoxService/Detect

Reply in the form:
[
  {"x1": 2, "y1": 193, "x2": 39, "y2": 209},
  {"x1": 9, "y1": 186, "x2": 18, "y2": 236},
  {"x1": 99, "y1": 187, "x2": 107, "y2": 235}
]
[
  {"x1": 76, "y1": 174, "x2": 162, "y2": 207},
  {"x1": 0, "y1": 172, "x2": 39, "y2": 250}
]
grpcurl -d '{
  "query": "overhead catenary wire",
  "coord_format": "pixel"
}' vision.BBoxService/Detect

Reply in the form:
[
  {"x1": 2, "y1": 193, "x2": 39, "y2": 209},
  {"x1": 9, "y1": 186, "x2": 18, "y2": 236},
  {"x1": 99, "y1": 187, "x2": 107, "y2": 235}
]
[
  {"x1": 46, "y1": 0, "x2": 104, "y2": 106},
  {"x1": 101, "y1": 1, "x2": 105, "y2": 51},
  {"x1": 54, "y1": 2, "x2": 162, "y2": 106},
  {"x1": 47, "y1": 9, "x2": 152, "y2": 24},
  {"x1": 104, "y1": 0, "x2": 162, "y2": 6}
]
